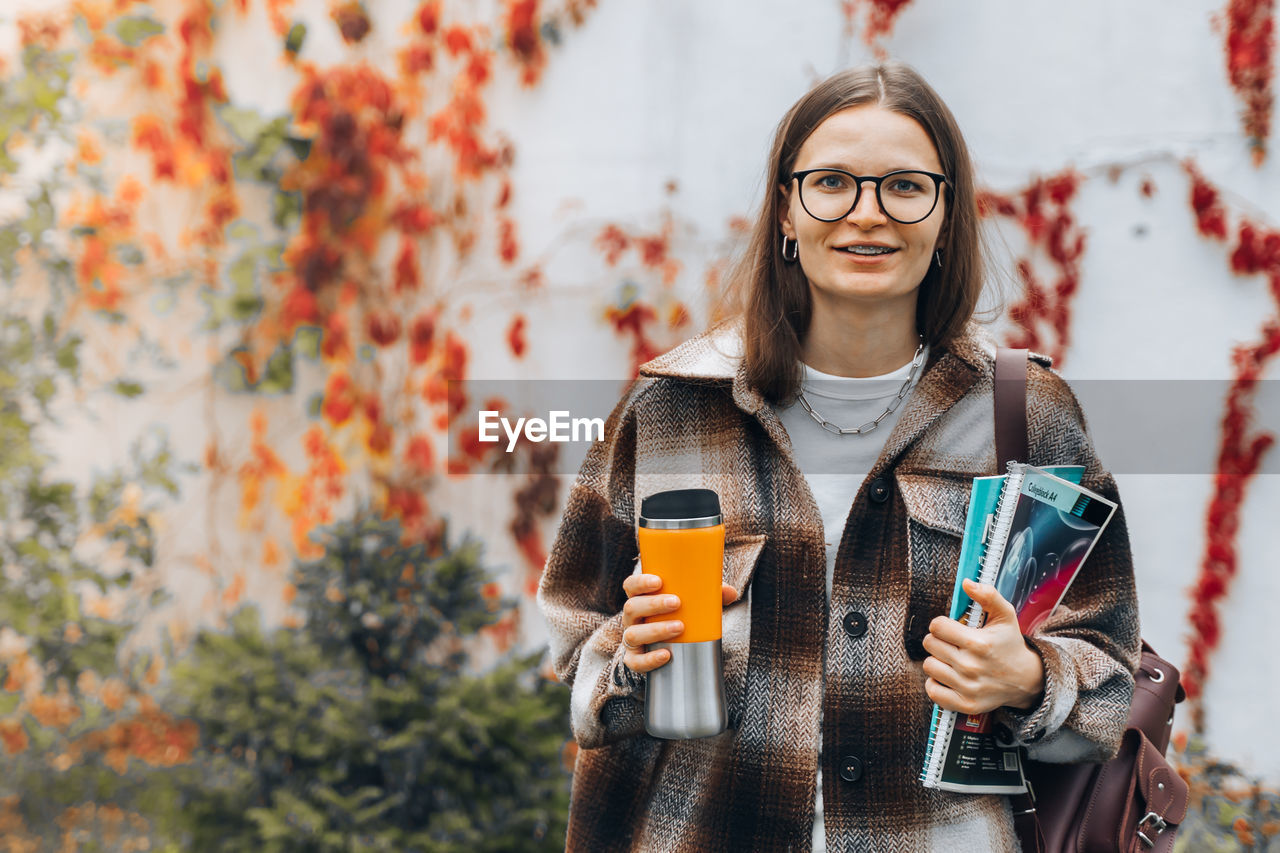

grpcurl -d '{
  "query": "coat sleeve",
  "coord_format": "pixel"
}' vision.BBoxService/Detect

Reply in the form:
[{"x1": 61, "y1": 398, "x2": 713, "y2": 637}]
[
  {"x1": 992, "y1": 367, "x2": 1142, "y2": 763},
  {"x1": 536, "y1": 384, "x2": 648, "y2": 749}
]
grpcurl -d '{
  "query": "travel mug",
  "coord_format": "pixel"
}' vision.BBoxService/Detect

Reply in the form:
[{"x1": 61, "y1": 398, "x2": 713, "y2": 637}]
[{"x1": 637, "y1": 488, "x2": 727, "y2": 739}]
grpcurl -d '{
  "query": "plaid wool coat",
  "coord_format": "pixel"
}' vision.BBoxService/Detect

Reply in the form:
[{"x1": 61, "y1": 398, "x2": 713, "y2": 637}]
[{"x1": 537, "y1": 319, "x2": 1141, "y2": 852}]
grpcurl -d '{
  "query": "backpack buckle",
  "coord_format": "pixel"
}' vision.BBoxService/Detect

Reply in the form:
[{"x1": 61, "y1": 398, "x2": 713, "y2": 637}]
[{"x1": 1137, "y1": 811, "x2": 1168, "y2": 847}]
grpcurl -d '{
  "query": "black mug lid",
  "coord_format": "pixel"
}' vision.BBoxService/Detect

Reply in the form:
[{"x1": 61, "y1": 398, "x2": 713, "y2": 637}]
[{"x1": 640, "y1": 488, "x2": 721, "y2": 520}]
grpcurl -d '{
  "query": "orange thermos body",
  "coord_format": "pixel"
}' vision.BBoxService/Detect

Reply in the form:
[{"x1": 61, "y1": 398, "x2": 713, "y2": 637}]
[{"x1": 636, "y1": 488, "x2": 727, "y2": 739}]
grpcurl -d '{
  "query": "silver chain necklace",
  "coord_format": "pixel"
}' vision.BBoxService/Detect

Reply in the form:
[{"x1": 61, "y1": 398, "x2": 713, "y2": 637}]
[{"x1": 797, "y1": 340, "x2": 926, "y2": 436}]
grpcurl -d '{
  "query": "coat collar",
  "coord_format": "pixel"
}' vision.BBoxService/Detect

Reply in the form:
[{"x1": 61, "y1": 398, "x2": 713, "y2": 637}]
[
  {"x1": 638, "y1": 316, "x2": 1001, "y2": 392},
  {"x1": 639, "y1": 316, "x2": 1005, "y2": 474}
]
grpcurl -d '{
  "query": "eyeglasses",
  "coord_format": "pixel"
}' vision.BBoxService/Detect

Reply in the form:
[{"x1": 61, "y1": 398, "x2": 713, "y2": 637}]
[{"x1": 790, "y1": 169, "x2": 947, "y2": 225}]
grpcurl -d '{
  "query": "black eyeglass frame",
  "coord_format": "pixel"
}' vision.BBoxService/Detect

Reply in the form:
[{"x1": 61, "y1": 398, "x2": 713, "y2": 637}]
[{"x1": 789, "y1": 168, "x2": 949, "y2": 225}]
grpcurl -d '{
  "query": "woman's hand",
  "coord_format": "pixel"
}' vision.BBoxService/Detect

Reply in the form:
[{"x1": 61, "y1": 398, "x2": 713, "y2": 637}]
[
  {"x1": 921, "y1": 579, "x2": 1045, "y2": 716},
  {"x1": 620, "y1": 574, "x2": 740, "y2": 675}
]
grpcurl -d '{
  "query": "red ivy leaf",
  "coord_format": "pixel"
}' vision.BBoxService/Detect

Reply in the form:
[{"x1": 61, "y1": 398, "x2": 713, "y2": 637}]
[
  {"x1": 595, "y1": 224, "x2": 629, "y2": 265},
  {"x1": 506, "y1": 314, "x2": 527, "y2": 358},
  {"x1": 417, "y1": 0, "x2": 440, "y2": 35},
  {"x1": 395, "y1": 237, "x2": 420, "y2": 292},
  {"x1": 322, "y1": 373, "x2": 358, "y2": 425},
  {"x1": 331, "y1": 1, "x2": 372, "y2": 44},
  {"x1": 367, "y1": 313, "x2": 402, "y2": 347},
  {"x1": 409, "y1": 313, "x2": 436, "y2": 364}
]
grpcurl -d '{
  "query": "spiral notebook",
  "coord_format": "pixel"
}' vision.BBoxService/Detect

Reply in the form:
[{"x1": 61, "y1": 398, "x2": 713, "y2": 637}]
[{"x1": 919, "y1": 463, "x2": 1117, "y2": 794}]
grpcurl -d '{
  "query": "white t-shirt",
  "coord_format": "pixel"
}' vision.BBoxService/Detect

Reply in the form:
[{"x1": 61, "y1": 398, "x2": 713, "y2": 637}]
[{"x1": 772, "y1": 347, "x2": 928, "y2": 852}]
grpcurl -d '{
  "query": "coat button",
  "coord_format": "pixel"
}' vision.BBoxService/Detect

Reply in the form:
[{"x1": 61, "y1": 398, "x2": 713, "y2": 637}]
[
  {"x1": 839, "y1": 754, "x2": 864, "y2": 783},
  {"x1": 868, "y1": 477, "x2": 890, "y2": 503},
  {"x1": 842, "y1": 611, "x2": 867, "y2": 638}
]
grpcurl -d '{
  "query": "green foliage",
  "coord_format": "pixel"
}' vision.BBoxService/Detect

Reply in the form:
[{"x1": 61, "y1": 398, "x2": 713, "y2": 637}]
[
  {"x1": 0, "y1": 258, "x2": 187, "y2": 849},
  {"x1": 284, "y1": 22, "x2": 308, "y2": 57},
  {"x1": 229, "y1": 112, "x2": 292, "y2": 184},
  {"x1": 272, "y1": 186, "x2": 304, "y2": 230},
  {"x1": 116, "y1": 242, "x2": 146, "y2": 265},
  {"x1": 214, "y1": 344, "x2": 296, "y2": 394},
  {"x1": 199, "y1": 238, "x2": 280, "y2": 330},
  {"x1": 112, "y1": 378, "x2": 145, "y2": 398},
  {"x1": 216, "y1": 103, "x2": 312, "y2": 234},
  {"x1": 0, "y1": 44, "x2": 74, "y2": 175},
  {"x1": 0, "y1": 45, "x2": 78, "y2": 307},
  {"x1": 297, "y1": 519, "x2": 500, "y2": 676},
  {"x1": 294, "y1": 326, "x2": 323, "y2": 361},
  {"x1": 203, "y1": 228, "x2": 306, "y2": 394},
  {"x1": 1172, "y1": 735, "x2": 1280, "y2": 852},
  {"x1": 114, "y1": 15, "x2": 165, "y2": 48},
  {"x1": 0, "y1": 12, "x2": 572, "y2": 852},
  {"x1": 13, "y1": 751, "x2": 196, "y2": 839},
  {"x1": 164, "y1": 516, "x2": 572, "y2": 851},
  {"x1": 0, "y1": 311, "x2": 148, "y2": 676}
]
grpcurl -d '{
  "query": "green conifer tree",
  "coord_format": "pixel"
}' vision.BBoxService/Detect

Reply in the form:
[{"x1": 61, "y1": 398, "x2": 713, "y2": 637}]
[{"x1": 164, "y1": 515, "x2": 572, "y2": 852}]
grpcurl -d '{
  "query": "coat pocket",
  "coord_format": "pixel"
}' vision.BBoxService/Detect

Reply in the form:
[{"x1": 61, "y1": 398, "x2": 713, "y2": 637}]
[
  {"x1": 896, "y1": 473, "x2": 972, "y2": 659},
  {"x1": 896, "y1": 472, "x2": 971, "y2": 537},
  {"x1": 722, "y1": 533, "x2": 767, "y2": 595},
  {"x1": 721, "y1": 534, "x2": 766, "y2": 728}
]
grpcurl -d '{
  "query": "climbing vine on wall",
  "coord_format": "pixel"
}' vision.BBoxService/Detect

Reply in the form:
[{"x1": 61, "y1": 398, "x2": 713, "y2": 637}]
[
  {"x1": 840, "y1": 0, "x2": 916, "y2": 53},
  {"x1": 981, "y1": 157, "x2": 1280, "y2": 747},
  {"x1": 0, "y1": 0, "x2": 602, "y2": 844},
  {"x1": 978, "y1": 170, "x2": 1087, "y2": 366},
  {"x1": 3, "y1": 0, "x2": 603, "y2": 618},
  {"x1": 1218, "y1": 0, "x2": 1275, "y2": 164},
  {"x1": 1181, "y1": 161, "x2": 1280, "y2": 732},
  {"x1": 594, "y1": 215, "x2": 694, "y2": 377}
]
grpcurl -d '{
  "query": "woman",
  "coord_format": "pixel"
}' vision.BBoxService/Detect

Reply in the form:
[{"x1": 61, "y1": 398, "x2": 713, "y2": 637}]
[{"x1": 537, "y1": 62, "x2": 1139, "y2": 852}]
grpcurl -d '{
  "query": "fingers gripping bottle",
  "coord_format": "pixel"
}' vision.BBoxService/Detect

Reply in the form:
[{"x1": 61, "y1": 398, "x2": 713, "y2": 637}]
[{"x1": 637, "y1": 488, "x2": 727, "y2": 739}]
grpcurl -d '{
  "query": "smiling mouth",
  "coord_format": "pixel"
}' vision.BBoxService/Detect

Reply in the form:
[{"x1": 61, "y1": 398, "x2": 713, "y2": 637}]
[{"x1": 836, "y1": 245, "x2": 898, "y2": 256}]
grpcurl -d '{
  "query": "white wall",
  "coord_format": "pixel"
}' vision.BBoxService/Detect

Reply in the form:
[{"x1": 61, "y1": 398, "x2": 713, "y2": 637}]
[{"x1": 472, "y1": 0, "x2": 1280, "y2": 778}]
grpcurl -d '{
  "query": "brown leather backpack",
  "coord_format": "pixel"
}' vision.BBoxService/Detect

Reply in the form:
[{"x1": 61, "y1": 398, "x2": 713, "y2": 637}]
[{"x1": 995, "y1": 348, "x2": 1189, "y2": 853}]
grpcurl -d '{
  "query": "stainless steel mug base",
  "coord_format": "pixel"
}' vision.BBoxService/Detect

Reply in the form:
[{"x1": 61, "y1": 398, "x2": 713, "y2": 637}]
[{"x1": 645, "y1": 639, "x2": 727, "y2": 739}]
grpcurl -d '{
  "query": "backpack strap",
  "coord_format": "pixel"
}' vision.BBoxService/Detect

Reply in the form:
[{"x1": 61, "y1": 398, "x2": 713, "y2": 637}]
[
  {"x1": 994, "y1": 348, "x2": 1029, "y2": 469},
  {"x1": 995, "y1": 349, "x2": 1041, "y2": 848}
]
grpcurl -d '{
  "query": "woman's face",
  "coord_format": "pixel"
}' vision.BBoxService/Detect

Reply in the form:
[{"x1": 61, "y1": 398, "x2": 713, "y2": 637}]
[{"x1": 779, "y1": 104, "x2": 946, "y2": 319}]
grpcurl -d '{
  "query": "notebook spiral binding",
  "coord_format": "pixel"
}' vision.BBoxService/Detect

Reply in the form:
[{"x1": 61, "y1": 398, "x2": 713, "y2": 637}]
[
  {"x1": 919, "y1": 704, "x2": 954, "y2": 787},
  {"x1": 963, "y1": 461, "x2": 1026, "y2": 627}
]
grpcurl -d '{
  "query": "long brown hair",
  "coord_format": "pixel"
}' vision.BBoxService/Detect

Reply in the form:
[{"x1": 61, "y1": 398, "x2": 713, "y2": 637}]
[{"x1": 721, "y1": 62, "x2": 985, "y2": 404}]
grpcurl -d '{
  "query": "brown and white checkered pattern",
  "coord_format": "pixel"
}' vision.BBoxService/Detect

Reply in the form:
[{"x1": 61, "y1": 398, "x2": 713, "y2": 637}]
[{"x1": 537, "y1": 320, "x2": 1140, "y2": 852}]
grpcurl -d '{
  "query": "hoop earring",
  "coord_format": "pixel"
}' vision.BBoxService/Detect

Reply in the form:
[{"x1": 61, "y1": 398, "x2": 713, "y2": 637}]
[
  {"x1": 934, "y1": 249, "x2": 943, "y2": 269},
  {"x1": 782, "y1": 235, "x2": 798, "y2": 263}
]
